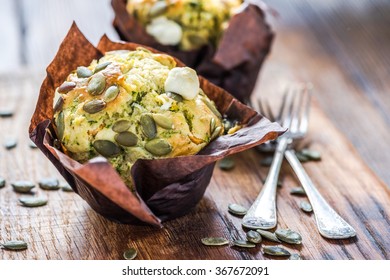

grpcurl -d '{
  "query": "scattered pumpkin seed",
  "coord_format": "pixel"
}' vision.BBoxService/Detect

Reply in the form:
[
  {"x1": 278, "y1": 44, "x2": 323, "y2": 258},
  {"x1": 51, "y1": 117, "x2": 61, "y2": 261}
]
[
  {"x1": 83, "y1": 99, "x2": 106, "y2": 114},
  {"x1": 112, "y1": 120, "x2": 131, "y2": 133},
  {"x1": 300, "y1": 148, "x2": 322, "y2": 161},
  {"x1": 256, "y1": 229, "x2": 281, "y2": 243},
  {"x1": 87, "y1": 73, "x2": 106, "y2": 96},
  {"x1": 94, "y1": 61, "x2": 111, "y2": 73},
  {"x1": 202, "y1": 97, "x2": 222, "y2": 119},
  {"x1": 300, "y1": 201, "x2": 313, "y2": 213},
  {"x1": 260, "y1": 156, "x2": 273, "y2": 167},
  {"x1": 93, "y1": 140, "x2": 121, "y2": 157},
  {"x1": 232, "y1": 240, "x2": 256, "y2": 248},
  {"x1": 123, "y1": 248, "x2": 137, "y2": 260},
  {"x1": 228, "y1": 203, "x2": 247, "y2": 216},
  {"x1": 262, "y1": 178, "x2": 283, "y2": 188},
  {"x1": 1, "y1": 240, "x2": 28, "y2": 251},
  {"x1": 53, "y1": 96, "x2": 64, "y2": 113},
  {"x1": 140, "y1": 114, "x2": 157, "y2": 139},
  {"x1": 210, "y1": 126, "x2": 222, "y2": 140},
  {"x1": 19, "y1": 196, "x2": 48, "y2": 207},
  {"x1": 0, "y1": 177, "x2": 5, "y2": 188},
  {"x1": 152, "y1": 114, "x2": 173, "y2": 129},
  {"x1": 11, "y1": 181, "x2": 35, "y2": 193},
  {"x1": 201, "y1": 237, "x2": 229, "y2": 246},
  {"x1": 166, "y1": 92, "x2": 183, "y2": 102},
  {"x1": 289, "y1": 253, "x2": 302, "y2": 260},
  {"x1": 145, "y1": 139, "x2": 172, "y2": 156},
  {"x1": 290, "y1": 186, "x2": 306, "y2": 196},
  {"x1": 263, "y1": 246, "x2": 291, "y2": 257},
  {"x1": 246, "y1": 230, "x2": 262, "y2": 244},
  {"x1": 103, "y1": 85, "x2": 120, "y2": 102},
  {"x1": 57, "y1": 81, "x2": 76, "y2": 93},
  {"x1": 77, "y1": 66, "x2": 93, "y2": 78},
  {"x1": 38, "y1": 178, "x2": 60, "y2": 190},
  {"x1": 0, "y1": 109, "x2": 14, "y2": 118},
  {"x1": 60, "y1": 182, "x2": 73, "y2": 192},
  {"x1": 4, "y1": 138, "x2": 17, "y2": 150},
  {"x1": 55, "y1": 111, "x2": 65, "y2": 140},
  {"x1": 115, "y1": 131, "x2": 138, "y2": 147},
  {"x1": 218, "y1": 157, "x2": 235, "y2": 171},
  {"x1": 275, "y1": 229, "x2": 302, "y2": 245},
  {"x1": 295, "y1": 152, "x2": 309, "y2": 162},
  {"x1": 149, "y1": 1, "x2": 168, "y2": 17}
]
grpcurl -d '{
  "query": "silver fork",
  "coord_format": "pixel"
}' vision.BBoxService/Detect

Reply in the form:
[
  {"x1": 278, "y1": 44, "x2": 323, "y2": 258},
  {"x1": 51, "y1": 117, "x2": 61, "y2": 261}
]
[
  {"x1": 242, "y1": 86, "x2": 301, "y2": 230},
  {"x1": 253, "y1": 84, "x2": 356, "y2": 239}
]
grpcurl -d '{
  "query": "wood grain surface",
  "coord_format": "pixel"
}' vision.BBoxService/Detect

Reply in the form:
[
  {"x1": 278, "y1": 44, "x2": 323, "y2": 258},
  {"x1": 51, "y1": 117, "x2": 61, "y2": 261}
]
[{"x1": 1, "y1": 0, "x2": 390, "y2": 260}]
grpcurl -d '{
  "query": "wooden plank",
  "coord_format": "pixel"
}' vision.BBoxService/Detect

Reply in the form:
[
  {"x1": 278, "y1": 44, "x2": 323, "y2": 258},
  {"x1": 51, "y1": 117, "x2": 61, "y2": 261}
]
[
  {"x1": 0, "y1": 0, "x2": 22, "y2": 72},
  {"x1": 0, "y1": 72, "x2": 389, "y2": 260}
]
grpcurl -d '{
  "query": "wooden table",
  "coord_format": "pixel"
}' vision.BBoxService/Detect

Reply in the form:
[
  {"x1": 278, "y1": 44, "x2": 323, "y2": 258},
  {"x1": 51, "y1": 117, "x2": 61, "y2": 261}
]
[{"x1": 0, "y1": 0, "x2": 389, "y2": 260}]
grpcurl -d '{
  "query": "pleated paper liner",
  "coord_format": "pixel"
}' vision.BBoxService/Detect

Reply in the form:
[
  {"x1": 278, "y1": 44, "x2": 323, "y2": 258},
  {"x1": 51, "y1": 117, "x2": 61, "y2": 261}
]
[
  {"x1": 29, "y1": 23, "x2": 284, "y2": 226},
  {"x1": 112, "y1": 0, "x2": 274, "y2": 104}
]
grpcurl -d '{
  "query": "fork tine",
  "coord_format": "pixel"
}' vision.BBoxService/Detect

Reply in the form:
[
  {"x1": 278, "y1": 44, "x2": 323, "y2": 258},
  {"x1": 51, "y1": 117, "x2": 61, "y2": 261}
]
[
  {"x1": 277, "y1": 88, "x2": 289, "y2": 122},
  {"x1": 298, "y1": 84, "x2": 312, "y2": 133}
]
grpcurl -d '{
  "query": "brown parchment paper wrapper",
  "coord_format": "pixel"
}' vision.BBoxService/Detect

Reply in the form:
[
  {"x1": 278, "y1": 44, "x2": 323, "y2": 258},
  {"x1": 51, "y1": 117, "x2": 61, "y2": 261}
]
[
  {"x1": 29, "y1": 23, "x2": 284, "y2": 226},
  {"x1": 112, "y1": 0, "x2": 274, "y2": 104}
]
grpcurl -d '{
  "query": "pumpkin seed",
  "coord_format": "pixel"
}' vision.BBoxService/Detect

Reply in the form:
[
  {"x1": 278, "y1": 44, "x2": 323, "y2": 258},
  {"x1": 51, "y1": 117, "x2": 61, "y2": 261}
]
[
  {"x1": 246, "y1": 230, "x2": 262, "y2": 244},
  {"x1": 11, "y1": 181, "x2": 35, "y2": 193},
  {"x1": 123, "y1": 248, "x2": 137, "y2": 260},
  {"x1": 149, "y1": 1, "x2": 168, "y2": 17},
  {"x1": 289, "y1": 253, "x2": 302, "y2": 260},
  {"x1": 201, "y1": 237, "x2": 229, "y2": 246},
  {"x1": 55, "y1": 111, "x2": 65, "y2": 140},
  {"x1": 202, "y1": 97, "x2": 222, "y2": 119},
  {"x1": 140, "y1": 114, "x2": 157, "y2": 139},
  {"x1": 112, "y1": 120, "x2": 131, "y2": 133},
  {"x1": 77, "y1": 66, "x2": 93, "y2": 78},
  {"x1": 166, "y1": 91, "x2": 183, "y2": 102},
  {"x1": 38, "y1": 178, "x2": 60, "y2": 190},
  {"x1": 232, "y1": 240, "x2": 256, "y2": 248},
  {"x1": 300, "y1": 148, "x2": 321, "y2": 161},
  {"x1": 210, "y1": 118, "x2": 216, "y2": 133},
  {"x1": 93, "y1": 140, "x2": 121, "y2": 157},
  {"x1": 290, "y1": 186, "x2": 306, "y2": 196},
  {"x1": 83, "y1": 99, "x2": 106, "y2": 114},
  {"x1": 152, "y1": 114, "x2": 173, "y2": 129},
  {"x1": 53, "y1": 96, "x2": 64, "y2": 113},
  {"x1": 87, "y1": 73, "x2": 106, "y2": 96},
  {"x1": 57, "y1": 81, "x2": 76, "y2": 93},
  {"x1": 0, "y1": 109, "x2": 14, "y2": 118},
  {"x1": 296, "y1": 152, "x2": 309, "y2": 162},
  {"x1": 94, "y1": 61, "x2": 111, "y2": 73},
  {"x1": 115, "y1": 131, "x2": 138, "y2": 147},
  {"x1": 145, "y1": 139, "x2": 172, "y2": 156},
  {"x1": 275, "y1": 229, "x2": 302, "y2": 245},
  {"x1": 256, "y1": 229, "x2": 281, "y2": 243},
  {"x1": 210, "y1": 126, "x2": 222, "y2": 140},
  {"x1": 218, "y1": 157, "x2": 235, "y2": 171},
  {"x1": 19, "y1": 196, "x2": 48, "y2": 207},
  {"x1": 60, "y1": 182, "x2": 73, "y2": 192},
  {"x1": 260, "y1": 156, "x2": 273, "y2": 167},
  {"x1": 228, "y1": 203, "x2": 247, "y2": 216},
  {"x1": 263, "y1": 246, "x2": 291, "y2": 257},
  {"x1": 1, "y1": 240, "x2": 28, "y2": 251},
  {"x1": 103, "y1": 85, "x2": 119, "y2": 102},
  {"x1": 4, "y1": 138, "x2": 17, "y2": 150},
  {"x1": 300, "y1": 201, "x2": 313, "y2": 213},
  {"x1": 0, "y1": 177, "x2": 5, "y2": 188}
]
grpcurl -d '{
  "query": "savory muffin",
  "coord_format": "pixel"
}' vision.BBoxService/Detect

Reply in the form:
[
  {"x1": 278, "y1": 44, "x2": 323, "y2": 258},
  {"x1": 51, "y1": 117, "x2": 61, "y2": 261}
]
[
  {"x1": 53, "y1": 48, "x2": 224, "y2": 188},
  {"x1": 126, "y1": 0, "x2": 243, "y2": 50}
]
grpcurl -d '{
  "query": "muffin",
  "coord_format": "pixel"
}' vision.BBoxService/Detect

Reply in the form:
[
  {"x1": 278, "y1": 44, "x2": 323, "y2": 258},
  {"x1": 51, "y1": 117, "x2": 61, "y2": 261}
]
[
  {"x1": 53, "y1": 48, "x2": 225, "y2": 189},
  {"x1": 126, "y1": 0, "x2": 242, "y2": 51}
]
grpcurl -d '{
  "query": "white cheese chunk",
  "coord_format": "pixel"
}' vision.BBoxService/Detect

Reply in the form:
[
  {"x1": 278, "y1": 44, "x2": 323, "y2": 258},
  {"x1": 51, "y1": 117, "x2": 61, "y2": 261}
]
[{"x1": 164, "y1": 67, "x2": 200, "y2": 100}]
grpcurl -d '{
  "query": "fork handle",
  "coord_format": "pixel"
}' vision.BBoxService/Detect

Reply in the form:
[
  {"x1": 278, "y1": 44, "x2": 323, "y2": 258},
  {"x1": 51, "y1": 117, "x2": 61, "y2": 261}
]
[
  {"x1": 285, "y1": 149, "x2": 356, "y2": 239},
  {"x1": 242, "y1": 137, "x2": 289, "y2": 229}
]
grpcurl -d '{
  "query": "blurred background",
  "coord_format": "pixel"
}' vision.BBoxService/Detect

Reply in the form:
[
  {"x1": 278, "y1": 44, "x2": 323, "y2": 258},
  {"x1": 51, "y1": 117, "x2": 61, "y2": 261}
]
[{"x1": 1, "y1": 0, "x2": 389, "y2": 187}]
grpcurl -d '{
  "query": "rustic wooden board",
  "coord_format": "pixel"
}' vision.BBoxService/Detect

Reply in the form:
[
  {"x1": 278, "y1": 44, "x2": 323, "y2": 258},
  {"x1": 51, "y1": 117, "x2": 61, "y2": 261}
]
[{"x1": 0, "y1": 73, "x2": 389, "y2": 260}]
